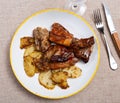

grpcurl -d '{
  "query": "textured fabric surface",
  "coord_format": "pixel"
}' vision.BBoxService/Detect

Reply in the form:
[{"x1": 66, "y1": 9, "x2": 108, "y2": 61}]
[{"x1": 0, "y1": 0, "x2": 120, "y2": 103}]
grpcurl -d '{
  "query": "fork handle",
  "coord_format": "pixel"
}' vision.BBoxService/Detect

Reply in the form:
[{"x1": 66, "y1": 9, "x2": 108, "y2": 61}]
[
  {"x1": 111, "y1": 32, "x2": 120, "y2": 57},
  {"x1": 103, "y1": 34, "x2": 118, "y2": 70}
]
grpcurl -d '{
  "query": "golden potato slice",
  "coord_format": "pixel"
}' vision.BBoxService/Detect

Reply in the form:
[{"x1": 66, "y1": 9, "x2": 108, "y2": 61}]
[
  {"x1": 62, "y1": 66, "x2": 82, "y2": 78},
  {"x1": 38, "y1": 70, "x2": 55, "y2": 89},
  {"x1": 24, "y1": 56, "x2": 35, "y2": 77},
  {"x1": 58, "y1": 81, "x2": 69, "y2": 89},
  {"x1": 51, "y1": 71, "x2": 68, "y2": 84},
  {"x1": 29, "y1": 51, "x2": 42, "y2": 59},
  {"x1": 24, "y1": 45, "x2": 35, "y2": 57},
  {"x1": 20, "y1": 37, "x2": 34, "y2": 49},
  {"x1": 51, "y1": 69, "x2": 62, "y2": 73}
]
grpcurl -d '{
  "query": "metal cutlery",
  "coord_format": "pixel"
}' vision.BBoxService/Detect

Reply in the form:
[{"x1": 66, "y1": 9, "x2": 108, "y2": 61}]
[
  {"x1": 102, "y1": 3, "x2": 120, "y2": 57},
  {"x1": 93, "y1": 9, "x2": 118, "y2": 70}
]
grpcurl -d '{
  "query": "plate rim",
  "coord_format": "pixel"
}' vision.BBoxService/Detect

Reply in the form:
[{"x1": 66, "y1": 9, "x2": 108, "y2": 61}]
[{"x1": 10, "y1": 8, "x2": 100, "y2": 99}]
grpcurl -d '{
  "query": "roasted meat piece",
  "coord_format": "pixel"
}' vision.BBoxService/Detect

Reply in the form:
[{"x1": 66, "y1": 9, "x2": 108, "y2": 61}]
[
  {"x1": 49, "y1": 23, "x2": 73, "y2": 46},
  {"x1": 33, "y1": 27, "x2": 50, "y2": 52},
  {"x1": 71, "y1": 36, "x2": 94, "y2": 48},
  {"x1": 50, "y1": 45, "x2": 75, "y2": 62},
  {"x1": 34, "y1": 45, "x2": 78, "y2": 70},
  {"x1": 69, "y1": 36, "x2": 94, "y2": 63},
  {"x1": 51, "y1": 23, "x2": 73, "y2": 38},
  {"x1": 49, "y1": 57, "x2": 78, "y2": 70},
  {"x1": 49, "y1": 23, "x2": 95, "y2": 48},
  {"x1": 73, "y1": 46, "x2": 93, "y2": 63},
  {"x1": 50, "y1": 52, "x2": 74, "y2": 62},
  {"x1": 42, "y1": 45, "x2": 75, "y2": 63},
  {"x1": 34, "y1": 45, "x2": 57, "y2": 70}
]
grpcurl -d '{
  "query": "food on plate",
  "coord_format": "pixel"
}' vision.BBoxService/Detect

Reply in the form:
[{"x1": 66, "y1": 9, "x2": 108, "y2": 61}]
[
  {"x1": 20, "y1": 37, "x2": 34, "y2": 49},
  {"x1": 62, "y1": 66, "x2": 82, "y2": 78},
  {"x1": 38, "y1": 65, "x2": 80, "y2": 89},
  {"x1": 33, "y1": 27, "x2": 50, "y2": 52},
  {"x1": 34, "y1": 45, "x2": 78, "y2": 71},
  {"x1": 20, "y1": 22, "x2": 95, "y2": 89},
  {"x1": 51, "y1": 71, "x2": 68, "y2": 83},
  {"x1": 49, "y1": 23, "x2": 94, "y2": 48},
  {"x1": 50, "y1": 45, "x2": 75, "y2": 62},
  {"x1": 49, "y1": 23, "x2": 94, "y2": 63},
  {"x1": 29, "y1": 51, "x2": 41, "y2": 59},
  {"x1": 51, "y1": 71, "x2": 69, "y2": 89},
  {"x1": 48, "y1": 57, "x2": 78, "y2": 70},
  {"x1": 73, "y1": 46, "x2": 93, "y2": 63},
  {"x1": 24, "y1": 45, "x2": 35, "y2": 56},
  {"x1": 35, "y1": 67, "x2": 41, "y2": 73},
  {"x1": 58, "y1": 81, "x2": 69, "y2": 89},
  {"x1": 69, "y1": 37, "x2": 94, "y2": 63},
  {"x1": 49, "y1": 23, "x2": 73, "y2": 46},
  {"x1": 23, "y1": 45, "x2": 42, "y2": 76},
  {"x1": 51, "y1": 69, "x2": 62, "y2": 73},
  {"x1": 71, "y1": 36, "x2": 94, "y2": 48},
  {"x1": 38, "y1": 70, "x2": 55, "y2": 89},
  {"x1": 24, "y1": 56, "x2": 36, "y2": 77},
  {"x1": 30, "y1": 51, "x2": 42, "y2": 73}
]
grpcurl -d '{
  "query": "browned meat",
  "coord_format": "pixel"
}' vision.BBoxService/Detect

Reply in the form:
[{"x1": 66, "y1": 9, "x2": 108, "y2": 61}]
[
  {"x1": 33, "y1": 27, "x2": 50, "y2": 52},
  {"x1": 34, "y1": 58, "x2": 49, "y2": 71},
  {"x1": 49, "y1": 23, "x2": 73, "y2": 46},
  {"x1": 49, "y1": 57, "x2": 78, "y2": 70},
  {"x1": 33, "y1": 23, "x2": 95, "y2": 71},
  {"x1": 49, "y1": 23, "x2": 94, "y2": 48},
  {"x1": 50, "y1": 52, "x2": 74, "y2": 62},
  {"x1": 35, "y1": 57, "x2": 78, "y2": 70},
  {"x1": 34, "y1": 45, "x2": 78, "y2": 70},
  {"x1": 34, "y1": 45, "x2": 57, "y2": 70},
  {"x1": 69, "y1": 36, "x2": 94, "y2": 63},
  {"x1": 42, "y1": 45, "x2": 57, "y2": 61},
  {"x1": 51, "y1": 23, "x2": 73, "y2": 38},
  {"x1": 71, "y1": 36, "x2": 95, "y2": 48},
  {"x1": 73, "y1": 46, "x2": 93, "y2": 63},
  {"x1": 50, "y1": 45, "x2": 74, "y2": 62},
  {"x1": 42, "y1": 45, "x2": 75, "y2": 62}
]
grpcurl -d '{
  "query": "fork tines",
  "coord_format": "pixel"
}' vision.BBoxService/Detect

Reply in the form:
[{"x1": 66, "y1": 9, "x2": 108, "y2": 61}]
[{"x1": 93, "y1": 9, "x2": 102, "y2": 24}]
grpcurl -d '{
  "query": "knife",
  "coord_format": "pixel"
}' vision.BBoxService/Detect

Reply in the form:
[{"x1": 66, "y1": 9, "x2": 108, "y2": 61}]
[{"x1": 102, "y1": 3, "x2": 120, "y2": 57}]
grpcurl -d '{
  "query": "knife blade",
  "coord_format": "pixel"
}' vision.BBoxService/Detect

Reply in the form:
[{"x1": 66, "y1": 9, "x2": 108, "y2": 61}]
[{"x1": 102, "y1": 3, "x2": 120, "y2": 57}]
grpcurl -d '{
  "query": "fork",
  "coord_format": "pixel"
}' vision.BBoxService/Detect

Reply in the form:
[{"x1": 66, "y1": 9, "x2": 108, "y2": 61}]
[{"x1": 93, "y1": 9, "x2": 117, "y2": 70}]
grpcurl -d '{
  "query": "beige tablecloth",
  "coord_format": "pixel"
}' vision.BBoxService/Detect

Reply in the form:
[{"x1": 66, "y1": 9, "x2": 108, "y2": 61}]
[{"x1": 0, "y1": 0, "x2": 120, "y2": 103}]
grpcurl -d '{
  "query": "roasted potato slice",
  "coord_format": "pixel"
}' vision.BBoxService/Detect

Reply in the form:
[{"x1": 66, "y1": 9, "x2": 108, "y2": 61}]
[
  {"x1": 62, "y1": 66, "x2": 82, "y2": 78},
  {"x1": 38, "y1": 70, "x2": 55, "y2": 89},
  {"x1": 51, "y1": 71, "x2": 69, "y2": 89},
  {"x1": 24, "y1": 45, "x2": 35, "y2": 57},
  {"x1": 29, "y1": 51, "x2": 42, "y2": 59},
  {"x1": 51, "y1": 71, "x2": 68, "y2": 83},
  {"x1": 24, "y1": 56, "x2": 35, "y2": 77},
  {"x1": 20, "y1": 37, "x2": 34, "y2": 49},
  {"x1": 51, "y1": 69, "x2": 62, "y2": 73},
  {"x1": 58, "y1": 81, "x2": 69, "y2": 89}
]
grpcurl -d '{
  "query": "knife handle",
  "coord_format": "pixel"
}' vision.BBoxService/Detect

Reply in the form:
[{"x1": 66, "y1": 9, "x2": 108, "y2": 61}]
[{"x1": 112, "y1": 32, "x2": 120, "y2": 57}]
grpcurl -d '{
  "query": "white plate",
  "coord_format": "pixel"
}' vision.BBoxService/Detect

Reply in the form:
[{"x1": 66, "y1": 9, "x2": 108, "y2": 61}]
[{"x1": 10, "y1": 9, "x2": 100, "y2": 99}]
